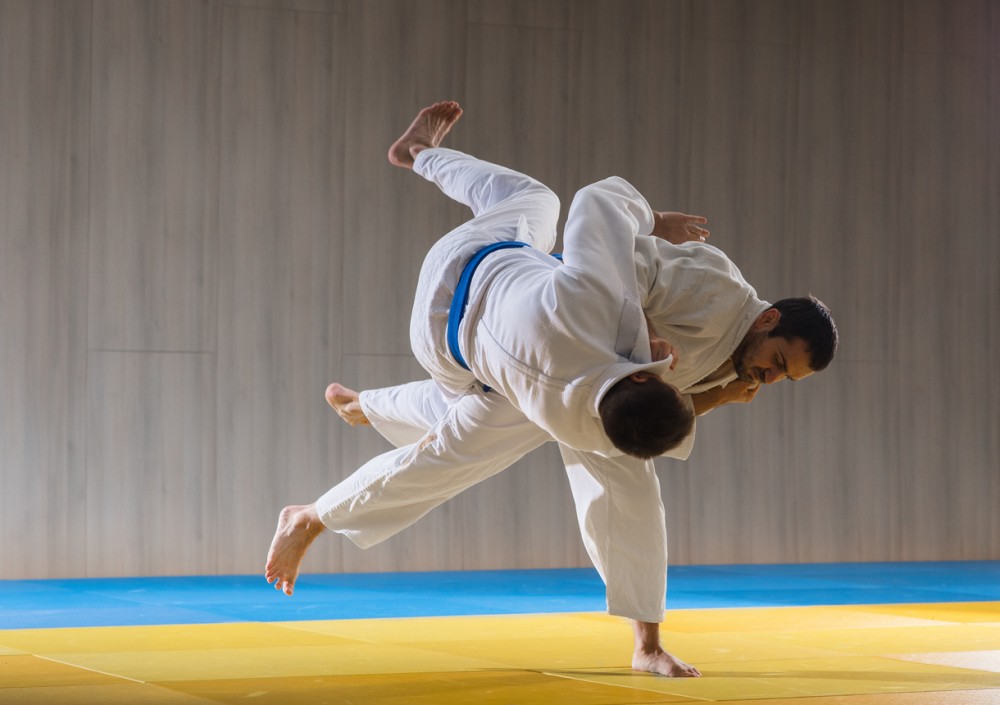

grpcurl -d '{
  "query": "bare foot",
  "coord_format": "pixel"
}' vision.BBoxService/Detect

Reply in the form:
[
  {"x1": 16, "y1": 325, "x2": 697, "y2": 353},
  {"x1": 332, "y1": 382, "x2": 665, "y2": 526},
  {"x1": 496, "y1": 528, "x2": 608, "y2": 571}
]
[
  {"x1": 387, "y1": 100, "x2": 463, "y2": 168},
  {"x1": 325, "y1": 382, "x2": 370, "y2": 426},
  {"x1": 631, "y1": 620, "x2": 700, "y2": 677},
  {"x1": 265, "y1": 504, "x2": 325, "y2": 596},
  {"x1": 632, "y1": 648, "x2": 702, "y2": 677}
]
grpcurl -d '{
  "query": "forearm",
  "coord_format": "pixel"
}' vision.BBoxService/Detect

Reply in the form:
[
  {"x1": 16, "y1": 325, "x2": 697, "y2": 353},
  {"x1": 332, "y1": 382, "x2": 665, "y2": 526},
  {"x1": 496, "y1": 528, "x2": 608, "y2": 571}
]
[
  {"x1": 690, "y1": 388, "x2": 725, "y2": 415},
  {"x1": 690, "y1": 380, "x2": 760, "y2": 415}
]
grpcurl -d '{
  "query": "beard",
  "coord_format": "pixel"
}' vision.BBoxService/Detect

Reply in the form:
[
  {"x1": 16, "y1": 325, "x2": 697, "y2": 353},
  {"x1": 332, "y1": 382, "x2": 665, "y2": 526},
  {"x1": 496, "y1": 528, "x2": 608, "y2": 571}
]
[{"x1": 732, "y1": 330, "x2": 767, "y2": 384}]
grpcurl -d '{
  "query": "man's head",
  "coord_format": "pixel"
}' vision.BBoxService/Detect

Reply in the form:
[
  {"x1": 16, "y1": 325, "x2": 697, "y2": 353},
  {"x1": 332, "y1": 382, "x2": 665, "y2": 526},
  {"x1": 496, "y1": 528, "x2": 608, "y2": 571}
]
[
  {"x1": 598, "y1": 372, "x2": 695, "y2": 459},
  {"x1": 733, "y1": 296, "x2": 838, "y2": 385}
]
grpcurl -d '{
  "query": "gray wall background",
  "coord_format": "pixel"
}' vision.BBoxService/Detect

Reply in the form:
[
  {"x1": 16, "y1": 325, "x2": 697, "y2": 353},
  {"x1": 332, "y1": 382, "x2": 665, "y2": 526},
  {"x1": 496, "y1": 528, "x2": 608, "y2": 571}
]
[{"x1": 1, "y1": 0, "x2": 997, "y2": 580}]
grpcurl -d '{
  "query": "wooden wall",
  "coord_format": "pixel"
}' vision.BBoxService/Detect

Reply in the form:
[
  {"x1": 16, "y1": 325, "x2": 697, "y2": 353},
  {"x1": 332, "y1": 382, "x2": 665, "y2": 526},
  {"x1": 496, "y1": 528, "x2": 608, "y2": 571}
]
[{"x1": 1, "y1": 0, "x2": 997, "y2": 580}]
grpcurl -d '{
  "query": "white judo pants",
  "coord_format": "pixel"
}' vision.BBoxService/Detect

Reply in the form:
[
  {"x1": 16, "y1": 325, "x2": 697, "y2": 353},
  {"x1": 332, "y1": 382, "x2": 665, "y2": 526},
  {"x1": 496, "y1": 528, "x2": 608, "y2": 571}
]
[{"x1": 316, "y1": 149, "x2": 668, "y2": 624}]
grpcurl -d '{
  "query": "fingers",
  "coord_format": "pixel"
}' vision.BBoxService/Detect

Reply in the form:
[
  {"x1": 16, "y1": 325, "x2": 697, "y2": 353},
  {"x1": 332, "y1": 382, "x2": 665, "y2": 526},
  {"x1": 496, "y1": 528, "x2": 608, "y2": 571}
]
[
  {"x1": 652, "y1": 211, "x2": 711, "y2": 244},
  {"x1": 649, "y1": 339, "x2": 674, "y2": 364},
  {"x1": 685, "y1": 219, "x2": 710, "y2": 241},
  {"x1": 677, "y1": 214, "x2": 709, "y2": 241},
  {"x1": 650, "y1": 339, "x2": 680, "y2": 368},
  {"x1": 687, "y1": 225, "x2": 710, "y2": 241},
  {"x1": 650, "y1": 341, "x2": 669, "y2": 363}
]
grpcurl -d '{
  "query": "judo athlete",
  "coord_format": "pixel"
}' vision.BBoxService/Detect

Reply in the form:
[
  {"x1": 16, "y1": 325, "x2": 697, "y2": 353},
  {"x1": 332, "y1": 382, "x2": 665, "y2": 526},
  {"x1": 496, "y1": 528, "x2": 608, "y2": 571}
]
[
  {"x1": 318, "y1": 104, "x2": 839, "y2": 675},
  {"x1": 266, "y1": 101, "x2": 710, "y2": 675}
]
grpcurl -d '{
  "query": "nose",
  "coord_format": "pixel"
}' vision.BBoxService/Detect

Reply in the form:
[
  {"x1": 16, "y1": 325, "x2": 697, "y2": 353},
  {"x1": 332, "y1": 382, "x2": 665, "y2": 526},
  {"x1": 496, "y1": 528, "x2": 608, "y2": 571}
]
[{"x1": 764, "y1": 369, "x2": 786, "y2": 385}]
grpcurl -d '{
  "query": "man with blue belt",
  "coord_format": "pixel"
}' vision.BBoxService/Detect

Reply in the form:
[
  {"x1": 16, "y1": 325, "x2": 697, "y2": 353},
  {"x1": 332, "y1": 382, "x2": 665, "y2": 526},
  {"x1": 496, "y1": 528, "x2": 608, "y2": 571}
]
[{"x1": 266, "y1": 101, "x2": 706, "y2": 676}]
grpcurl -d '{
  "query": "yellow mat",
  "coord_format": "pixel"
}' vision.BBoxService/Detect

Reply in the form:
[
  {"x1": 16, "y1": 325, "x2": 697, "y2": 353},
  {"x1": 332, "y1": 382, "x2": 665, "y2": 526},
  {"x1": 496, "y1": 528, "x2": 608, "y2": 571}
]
[{"x1": 2, "y1": 603, "x2": 999, "y2": 704}]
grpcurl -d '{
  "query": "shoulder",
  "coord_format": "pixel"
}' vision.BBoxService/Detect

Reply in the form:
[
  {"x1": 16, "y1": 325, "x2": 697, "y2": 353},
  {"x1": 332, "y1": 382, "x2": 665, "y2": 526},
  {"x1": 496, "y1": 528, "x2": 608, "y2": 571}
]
[{"x1": 648, "y1": 239, "x2": 750, "y2": 283}]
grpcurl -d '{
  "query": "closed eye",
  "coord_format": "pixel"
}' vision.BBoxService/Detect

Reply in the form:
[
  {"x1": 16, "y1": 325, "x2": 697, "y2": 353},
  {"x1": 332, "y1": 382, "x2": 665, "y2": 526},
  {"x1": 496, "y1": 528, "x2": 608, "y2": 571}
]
[{"x1": 776, "y1": 354, "x2": 791, "y2": 380}]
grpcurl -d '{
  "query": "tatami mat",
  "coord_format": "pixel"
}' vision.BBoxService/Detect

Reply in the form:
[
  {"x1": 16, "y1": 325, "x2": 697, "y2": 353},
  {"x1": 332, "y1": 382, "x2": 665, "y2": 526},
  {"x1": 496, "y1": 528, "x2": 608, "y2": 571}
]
[{"x1": 2, "y1": 563, "x2": 998, "y2": 704}]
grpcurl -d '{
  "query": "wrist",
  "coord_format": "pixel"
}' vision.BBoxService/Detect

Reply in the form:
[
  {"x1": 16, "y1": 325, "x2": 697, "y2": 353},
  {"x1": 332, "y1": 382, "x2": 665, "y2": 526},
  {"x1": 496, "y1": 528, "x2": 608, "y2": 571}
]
[
  {"x1": 651, "y1": 211, "x2": 666, "y2": 238},
  {"x1": 691, "y1": 388, "x2": 718, "y2": 415}
]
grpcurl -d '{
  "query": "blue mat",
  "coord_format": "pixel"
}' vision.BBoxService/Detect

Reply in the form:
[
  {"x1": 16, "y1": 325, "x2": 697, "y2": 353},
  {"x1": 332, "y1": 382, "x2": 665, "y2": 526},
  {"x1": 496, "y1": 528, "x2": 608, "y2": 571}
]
[{"x1": 2, "y1": 561, "x2": 997, "y2": 630}]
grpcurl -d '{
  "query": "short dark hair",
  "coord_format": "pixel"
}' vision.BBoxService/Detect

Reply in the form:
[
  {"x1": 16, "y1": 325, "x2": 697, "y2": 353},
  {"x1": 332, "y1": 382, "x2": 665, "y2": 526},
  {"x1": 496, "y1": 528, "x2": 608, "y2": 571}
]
[
  {"x1": 598, "y1": 376, "x2": 694, "y2": 459},
  {"x1": 769, "y1": 296, "x2": 838, "y2": 371}
]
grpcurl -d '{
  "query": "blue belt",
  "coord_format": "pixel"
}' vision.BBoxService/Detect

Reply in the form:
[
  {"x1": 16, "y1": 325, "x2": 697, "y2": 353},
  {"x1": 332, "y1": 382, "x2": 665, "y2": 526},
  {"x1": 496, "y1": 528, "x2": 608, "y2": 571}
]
[{"x1": 447, "y1": 241, "x2": 531, "y2": 371}]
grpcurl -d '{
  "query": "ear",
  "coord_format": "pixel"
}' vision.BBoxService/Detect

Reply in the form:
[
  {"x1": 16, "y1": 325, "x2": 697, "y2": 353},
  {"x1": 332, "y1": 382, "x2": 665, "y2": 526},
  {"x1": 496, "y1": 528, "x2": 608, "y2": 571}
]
[
  {"x1": 629, "y1": 371, "x2": 651, "y2": 384},
  {"x1": 752, "y1": 307, "x2": 781, "y2": 333}
]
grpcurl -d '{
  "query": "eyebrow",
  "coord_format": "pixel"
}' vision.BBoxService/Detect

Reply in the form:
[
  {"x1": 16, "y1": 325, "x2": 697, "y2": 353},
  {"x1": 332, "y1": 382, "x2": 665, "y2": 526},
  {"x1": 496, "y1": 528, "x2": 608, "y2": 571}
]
[{"x1": 778, "y1": 353, "x2": 800, "y2": 382}]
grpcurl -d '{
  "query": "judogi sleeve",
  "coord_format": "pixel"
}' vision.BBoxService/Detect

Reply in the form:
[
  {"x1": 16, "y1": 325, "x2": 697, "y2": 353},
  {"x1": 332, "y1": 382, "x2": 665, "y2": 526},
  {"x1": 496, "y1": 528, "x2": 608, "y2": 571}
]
[
  {"x1": 566, "y1": 185, "x2": 698, "y2": 459},
  {"x1": 559, "y1": 177, "x2": 656, "y2": 360}
]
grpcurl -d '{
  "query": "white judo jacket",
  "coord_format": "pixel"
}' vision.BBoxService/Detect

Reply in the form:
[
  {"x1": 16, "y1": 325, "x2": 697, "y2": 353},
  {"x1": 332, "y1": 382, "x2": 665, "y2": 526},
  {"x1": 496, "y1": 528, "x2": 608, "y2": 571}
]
[
  {"x1": 457, "y1": 179, "x2": 679, "y2": 456},
  {"x1": 409, "y1": 149, "x2": 675, "y2": 457},
  {"x1": 632, "y1": 237, "x2": 770, "y2": 457}
]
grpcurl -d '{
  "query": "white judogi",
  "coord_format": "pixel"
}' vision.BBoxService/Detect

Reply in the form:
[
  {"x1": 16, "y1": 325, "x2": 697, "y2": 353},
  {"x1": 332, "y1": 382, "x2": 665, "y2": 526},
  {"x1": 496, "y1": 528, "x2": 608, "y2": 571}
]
[
  {"x1": 408, "y1": 148, "x2": 675, "y2": 453},
  {"x1": 348, "y1": 153, "x2": 771, "y2": 623},
  {"x1": 317, "y1": 149, "x2": 679, "y2": 621}
]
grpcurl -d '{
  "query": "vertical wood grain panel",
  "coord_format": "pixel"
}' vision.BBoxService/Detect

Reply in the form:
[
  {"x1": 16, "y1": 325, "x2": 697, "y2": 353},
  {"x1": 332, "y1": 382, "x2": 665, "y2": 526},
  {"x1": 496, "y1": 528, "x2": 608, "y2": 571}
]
[
  {"x1": 692, "y1": 0, "x2": 801, "y2": 44},
  {"x1": 89, "y1": 0, "x2": 221, "y2": 352},
  {"x1": 216, "y1": 5, "x2": 344, "y2": 573},
  {"x1": 682, "y1": 36, "x2": 797, "y2": 294},
  {"x1": 225, "y1": 0, "x2": 345, "y2": 11},
  {"x1": 787, "y1": 362, "x2": 901, "y2": 562},
  {"x1": 679, "y1": 29, "x2": 803, "y2": 565},
  {"x1": 991, "y1": 55, "x2": 1000, "y2": 557},
  {"x1": 683, "y1": 389, "x2": 802, "y2": 564},
  {"x1": 86, "y1": 352, "x2": 216, "y2": 575},
  {"x1": 901, "y1": 0, "x2": 996, "y2": 57},
  {"x1": 791, "y1": 0, "x2": 901, "y2": 361},
  {"x1": 340, "y1": 0, "x2": 469, "y2": 357},
  {"x1": 569, "y1": 0, "x2": 690, "y2": 199},
  {"x1": 783, "y1": 0, "x2": 903, "y2": 561},
  {"x1": 3, "y1": 0, "x2": 999, "y2": 580},
  {"x1": 0, "y1": 0, "x2": 91, "y2": 579},
  {"x1": 469, "y1": 443, "x2": 586, "y2": 569},
  {"x1": 467, "y1": 0, "x2": 577, "y2": 29},
  {"x1": 461, "y1": 23, "x2": 574, "y2": 240},
  {"x1": 896, "y1": 48, "x2": 998, "y2": 559}
]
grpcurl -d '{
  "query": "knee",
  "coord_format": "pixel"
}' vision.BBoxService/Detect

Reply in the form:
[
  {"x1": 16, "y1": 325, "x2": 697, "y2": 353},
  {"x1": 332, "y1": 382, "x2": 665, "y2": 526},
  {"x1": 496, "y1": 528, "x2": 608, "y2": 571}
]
[{"x1": 523, "y1": 182, "x2": 559, "y2": 211}]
